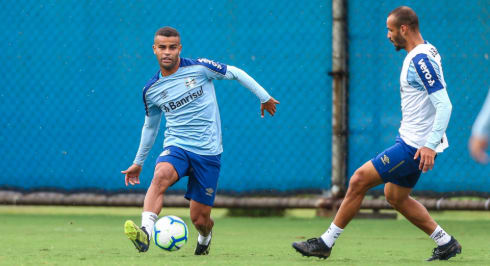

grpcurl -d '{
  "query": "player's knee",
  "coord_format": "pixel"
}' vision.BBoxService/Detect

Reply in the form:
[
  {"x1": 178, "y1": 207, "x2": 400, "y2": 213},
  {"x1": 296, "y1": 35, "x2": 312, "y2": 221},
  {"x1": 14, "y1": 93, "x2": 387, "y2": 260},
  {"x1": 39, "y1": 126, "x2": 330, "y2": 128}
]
[
  {"x1": 150, "y1": 174, "x2": 172, "y2": 193},
  {"x1": 348, "y1": 170, "x2": 369, "y2": 194}
]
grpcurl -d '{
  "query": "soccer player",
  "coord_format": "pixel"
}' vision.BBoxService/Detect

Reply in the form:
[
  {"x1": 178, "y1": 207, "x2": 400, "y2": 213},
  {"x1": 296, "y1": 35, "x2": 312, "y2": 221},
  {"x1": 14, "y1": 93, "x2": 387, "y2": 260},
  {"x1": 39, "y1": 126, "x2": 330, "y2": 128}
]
[
  {"x1": 469, "y1": 89, "x2": 490, "y2": 164},
  {"x1": 121, "y1": 26, "x2": 279, "y2": 255},
  {"x1": 292, "y1": 6, "x2": 461, "y2": 261}
]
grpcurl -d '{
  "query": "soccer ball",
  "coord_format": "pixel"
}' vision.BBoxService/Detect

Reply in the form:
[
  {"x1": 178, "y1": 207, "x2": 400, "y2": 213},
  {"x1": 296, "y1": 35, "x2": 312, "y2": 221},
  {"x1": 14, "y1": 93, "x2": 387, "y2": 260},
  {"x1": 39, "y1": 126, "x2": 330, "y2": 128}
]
[{"x1": 153, "y1": 215, "x2": 189, "y2": 251}]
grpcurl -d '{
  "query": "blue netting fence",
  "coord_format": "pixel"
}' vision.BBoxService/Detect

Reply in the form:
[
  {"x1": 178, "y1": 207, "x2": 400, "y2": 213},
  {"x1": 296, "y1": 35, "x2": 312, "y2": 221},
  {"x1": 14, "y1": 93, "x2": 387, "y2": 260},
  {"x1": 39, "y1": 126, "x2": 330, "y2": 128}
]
[{"x1": 0, "y1": 0, "x2": 488, "y2": 196}]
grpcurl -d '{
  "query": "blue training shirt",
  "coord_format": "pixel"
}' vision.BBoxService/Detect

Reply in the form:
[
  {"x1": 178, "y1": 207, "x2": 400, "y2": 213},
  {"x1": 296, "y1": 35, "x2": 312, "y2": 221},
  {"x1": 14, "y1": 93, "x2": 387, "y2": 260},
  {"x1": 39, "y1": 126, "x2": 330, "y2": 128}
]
[{"x1": 133, "y1": 57, "x2": 271, "y2": 166}]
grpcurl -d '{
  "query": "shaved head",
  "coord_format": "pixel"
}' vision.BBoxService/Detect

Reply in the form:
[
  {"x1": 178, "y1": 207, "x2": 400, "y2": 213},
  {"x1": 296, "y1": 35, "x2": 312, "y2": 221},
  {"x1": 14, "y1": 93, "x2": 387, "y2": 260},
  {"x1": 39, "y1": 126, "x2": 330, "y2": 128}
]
[{"x1": 388, "y1": 6, "x2": 419, "y2": 32}]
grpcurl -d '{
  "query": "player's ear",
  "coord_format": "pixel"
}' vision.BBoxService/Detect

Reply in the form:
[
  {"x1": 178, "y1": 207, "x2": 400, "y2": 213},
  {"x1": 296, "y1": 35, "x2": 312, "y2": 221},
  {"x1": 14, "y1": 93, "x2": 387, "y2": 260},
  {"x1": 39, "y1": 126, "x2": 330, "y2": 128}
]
[
  {"x1": 152, "y1": 44, "x2": 156, "y2": 54},
  {"x1": 400, "y1": 24, "x2": 408, "y2": 35}
]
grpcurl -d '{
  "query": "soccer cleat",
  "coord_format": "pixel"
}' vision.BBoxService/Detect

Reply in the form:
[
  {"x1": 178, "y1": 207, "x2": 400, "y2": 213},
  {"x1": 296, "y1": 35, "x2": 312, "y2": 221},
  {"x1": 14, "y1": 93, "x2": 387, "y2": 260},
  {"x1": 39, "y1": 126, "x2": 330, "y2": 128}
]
[
  {"x1": 292, "y1": 237, "x2": 332, "y2": 259},
  {"x1": 194, "y1": 232, "x2": 212, "y2": 255},
  {"x1": 124, "y1": 220, "x2": 150, "y2": 252},
  {"x1": 426, "y1": 236, "x2": 462, "y2": 261}
]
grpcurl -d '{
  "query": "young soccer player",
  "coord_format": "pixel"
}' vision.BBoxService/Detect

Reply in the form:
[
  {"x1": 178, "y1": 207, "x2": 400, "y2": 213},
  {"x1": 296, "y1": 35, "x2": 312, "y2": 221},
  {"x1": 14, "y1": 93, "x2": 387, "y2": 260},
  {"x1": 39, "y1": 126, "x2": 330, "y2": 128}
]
[
  {"x1": 122, "y1": 26, "x2": 279, "y2": 255},
  {"x1": 292, "y1": 6, "x2": 461, "y2": 261}
]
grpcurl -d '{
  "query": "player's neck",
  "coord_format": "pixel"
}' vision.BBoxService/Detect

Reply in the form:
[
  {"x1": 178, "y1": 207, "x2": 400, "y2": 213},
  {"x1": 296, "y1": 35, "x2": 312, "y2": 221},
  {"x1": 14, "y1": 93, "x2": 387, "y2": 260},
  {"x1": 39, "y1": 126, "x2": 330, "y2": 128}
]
[
  {"x1": 405, "y1": 33, "x2": 424, "y2": 52},
  {"x1": 160, "y1": 58, "x2": 181, "y2": 76}
]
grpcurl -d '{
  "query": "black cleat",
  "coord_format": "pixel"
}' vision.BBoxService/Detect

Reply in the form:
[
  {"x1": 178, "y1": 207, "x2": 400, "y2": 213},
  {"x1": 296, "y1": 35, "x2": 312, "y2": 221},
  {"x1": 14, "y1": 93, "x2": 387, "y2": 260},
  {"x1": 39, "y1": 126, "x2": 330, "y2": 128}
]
[
  {"x1": 292, "y1": 238, "x2": 332, "y2": 259},
  {"x1": 426, "y1": 236, "x2": 462, "y2": 261},
  {"x1": 194, "y1": 232, "x2": 212, "y2": 255}
]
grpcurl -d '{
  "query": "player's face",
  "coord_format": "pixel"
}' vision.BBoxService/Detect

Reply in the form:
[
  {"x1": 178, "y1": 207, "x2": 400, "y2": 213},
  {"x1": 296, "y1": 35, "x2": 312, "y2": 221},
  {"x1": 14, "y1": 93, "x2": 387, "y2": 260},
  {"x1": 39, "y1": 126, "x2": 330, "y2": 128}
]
[
  {"x1": 386, "y1": 15, "x2": 406, "y2": 51},
  {"x1": 153, "y1": 35, "x2": 182, "y2": 71}
]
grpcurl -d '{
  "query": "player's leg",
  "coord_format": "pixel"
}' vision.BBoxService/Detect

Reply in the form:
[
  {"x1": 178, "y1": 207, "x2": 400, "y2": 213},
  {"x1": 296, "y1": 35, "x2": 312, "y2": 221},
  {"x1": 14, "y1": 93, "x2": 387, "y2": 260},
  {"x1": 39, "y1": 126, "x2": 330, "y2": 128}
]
[
  {"x1": 384, "y1": 183, "x2": 461, "y2": 260},
  {"x1": 124, "y1": 162, "x2": 179, "y2": 252},
  {"x1": 190, "y1": 200, "x2": 214, "y2": 255},
  {"x1": 384, "y1": 183, "x2": 436, "y2": 234},
  {"x1": 125, "y1": 146, "x2": 188, "y2": 252},
  {"x1": 141, "y1": 161, "x2": 179, "y2": 227},
  {"x1": 333, "y1": 161, "x2": 384, "y2": 228},
  {"x1": 184, "y1": 153, "x2": 221, "y2": 255},
  {"x1": 292, "y1": 161, "x2": 383, "y2": 258}
]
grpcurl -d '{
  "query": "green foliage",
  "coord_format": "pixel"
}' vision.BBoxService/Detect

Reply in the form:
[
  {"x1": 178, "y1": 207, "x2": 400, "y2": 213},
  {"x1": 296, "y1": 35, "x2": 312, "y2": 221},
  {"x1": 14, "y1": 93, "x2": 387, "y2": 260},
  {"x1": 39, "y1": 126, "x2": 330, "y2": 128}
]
[{"x1": 0, "y1": 206, "x2": 488, "y2": 265}]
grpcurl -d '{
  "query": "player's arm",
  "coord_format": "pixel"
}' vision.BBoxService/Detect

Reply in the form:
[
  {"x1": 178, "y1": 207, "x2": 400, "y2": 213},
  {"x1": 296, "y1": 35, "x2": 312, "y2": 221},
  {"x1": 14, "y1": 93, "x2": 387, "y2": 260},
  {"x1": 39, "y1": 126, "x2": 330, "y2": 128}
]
[
  {"x1": 470, "y1": 89, "x2": 490, "y2": 163},
  {"x1": 425, "y1": 89, "x2": 452, "y2": 150},
  {"x1": 224, "y1": 65, "x2": 280, "y2": 117},
  {"x1": 412, "y1": 53, "x2": 452, "y2": 172},
  {"x1": 122, "y1": 107, "x2": 162, "y2": 186},
  {"x1": 198, "y1": 58, "x2": 279, "y2": 116}
]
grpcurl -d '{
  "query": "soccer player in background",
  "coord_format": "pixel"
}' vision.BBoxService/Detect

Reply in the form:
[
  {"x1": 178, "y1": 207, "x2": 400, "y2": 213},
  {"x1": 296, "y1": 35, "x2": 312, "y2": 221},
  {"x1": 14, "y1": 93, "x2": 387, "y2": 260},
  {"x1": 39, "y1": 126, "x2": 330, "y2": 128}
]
[
  {"x1": 121, "y1": 26, "x2": 279, "y2": 255},
  {"x1": 469, "y1": 89, "x2": 490, "y2": 163},
  {"x1": 293, "y1": 6, "x2": 462, "y2": 261}
]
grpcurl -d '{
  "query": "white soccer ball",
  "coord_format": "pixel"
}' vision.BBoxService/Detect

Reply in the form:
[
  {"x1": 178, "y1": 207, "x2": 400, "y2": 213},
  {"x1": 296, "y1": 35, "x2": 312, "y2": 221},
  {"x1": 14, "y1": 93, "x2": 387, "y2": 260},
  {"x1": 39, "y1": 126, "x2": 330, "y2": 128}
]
[{"x1": 153, "y1": 215, "x2": 189, "y2": 251}]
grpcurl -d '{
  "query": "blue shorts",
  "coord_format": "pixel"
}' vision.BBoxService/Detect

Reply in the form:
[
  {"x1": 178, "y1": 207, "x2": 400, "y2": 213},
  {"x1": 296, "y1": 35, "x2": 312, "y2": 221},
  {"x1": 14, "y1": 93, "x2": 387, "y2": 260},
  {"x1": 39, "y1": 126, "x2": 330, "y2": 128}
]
[
  {"x1": 371, "y1": 137, "x2": 422, "y2": 188},
  {"x1": 156, "y1": 146, "x2": 221, "y2": 206}
]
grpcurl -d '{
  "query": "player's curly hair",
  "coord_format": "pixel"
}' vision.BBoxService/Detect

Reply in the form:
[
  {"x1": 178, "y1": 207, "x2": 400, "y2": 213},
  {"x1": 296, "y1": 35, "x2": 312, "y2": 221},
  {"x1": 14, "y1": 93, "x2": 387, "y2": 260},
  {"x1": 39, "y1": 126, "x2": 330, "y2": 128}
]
[
  {"x1": 389, "y1": 6, "x2": 419, "y2": 31},
  {"x1": 155, "y1": 26, "x2": 180, "y2": 38}
]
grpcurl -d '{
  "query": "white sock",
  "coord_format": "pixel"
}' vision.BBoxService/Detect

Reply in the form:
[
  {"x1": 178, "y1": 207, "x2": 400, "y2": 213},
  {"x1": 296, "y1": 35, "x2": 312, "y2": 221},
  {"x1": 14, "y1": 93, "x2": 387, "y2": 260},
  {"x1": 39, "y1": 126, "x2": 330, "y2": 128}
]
[
  {"x1": 430, "y1": 225, "x2": 451, "y2": 246},
  {"x1": 320, "y1": 222, "x2": 344, "y2": 248},
  {"x1": 141, "y1": 211, "x2": 158, "y2": 240},
  {"x1": 198, "y1": 232, "x2": 212, "y2": 245}
]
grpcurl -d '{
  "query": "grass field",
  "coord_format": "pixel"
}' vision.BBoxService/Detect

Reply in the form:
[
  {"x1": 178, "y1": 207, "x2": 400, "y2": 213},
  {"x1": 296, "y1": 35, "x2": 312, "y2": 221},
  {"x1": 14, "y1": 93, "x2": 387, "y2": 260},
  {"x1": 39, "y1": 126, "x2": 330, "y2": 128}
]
[{"x1": 0, "y1": 206, "x2": 488, "y2": 266}]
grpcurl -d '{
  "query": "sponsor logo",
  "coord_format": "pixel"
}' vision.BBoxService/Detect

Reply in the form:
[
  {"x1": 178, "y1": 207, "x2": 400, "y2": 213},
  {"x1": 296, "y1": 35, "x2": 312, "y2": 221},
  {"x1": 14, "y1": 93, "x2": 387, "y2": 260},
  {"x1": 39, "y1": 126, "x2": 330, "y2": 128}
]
[
  {"x1": 159, "y1": 149, "x2": 171, "y2": 157},
  {"x1": 161, "y1": 87, "x2": 203, "y2": 113},
  {"x1": 417, "y1": 58, "x2": 436, "y2": 87},
  {"x1": 197, "y1": 58, "x2": 223, "y2": 70},
  {"x1": 381, "y1": 154, "x2": 390, "y2": 165},
  {"x1": 205, "y1": 188, "x2": 214, "y2": 197},
  {"x1": 161, "y1": 90, "x2": 168, "y2": 99}
]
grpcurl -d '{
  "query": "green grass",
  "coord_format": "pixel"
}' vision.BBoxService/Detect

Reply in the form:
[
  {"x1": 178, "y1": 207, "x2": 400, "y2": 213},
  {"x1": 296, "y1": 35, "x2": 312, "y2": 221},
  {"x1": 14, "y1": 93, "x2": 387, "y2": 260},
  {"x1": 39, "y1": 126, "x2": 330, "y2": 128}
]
[{"x1": 0, "y1": 206, "x2": 488, "y2": 266}]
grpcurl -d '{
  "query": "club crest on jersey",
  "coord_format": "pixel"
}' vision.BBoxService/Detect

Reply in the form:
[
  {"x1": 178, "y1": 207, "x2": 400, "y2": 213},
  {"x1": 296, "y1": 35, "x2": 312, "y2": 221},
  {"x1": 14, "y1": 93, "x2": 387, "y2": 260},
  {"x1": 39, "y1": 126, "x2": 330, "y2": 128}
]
[
  {"x1": 185, "y1": 78, "x2": 197, "y2": 89},
  {"x1": 417, "y1": 58, "x2": 435, "y2": 87}
]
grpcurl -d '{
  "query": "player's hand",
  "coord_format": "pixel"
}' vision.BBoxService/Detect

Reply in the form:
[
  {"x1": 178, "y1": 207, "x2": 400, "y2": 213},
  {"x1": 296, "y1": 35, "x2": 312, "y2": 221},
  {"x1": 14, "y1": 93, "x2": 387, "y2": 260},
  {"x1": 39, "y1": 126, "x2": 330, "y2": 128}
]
[
  {"x1": 469, "y1": 136, "x2": 488, "y2": 164},
  {"x1": 121, "y1": 164, "x2": 143, "y2": 186},
  {"x1": 261, "y1": 97, "x2": 280, "y2": 118},
  {"x1": 414, "y1": 147, "x2": 436, "y2": 173}
]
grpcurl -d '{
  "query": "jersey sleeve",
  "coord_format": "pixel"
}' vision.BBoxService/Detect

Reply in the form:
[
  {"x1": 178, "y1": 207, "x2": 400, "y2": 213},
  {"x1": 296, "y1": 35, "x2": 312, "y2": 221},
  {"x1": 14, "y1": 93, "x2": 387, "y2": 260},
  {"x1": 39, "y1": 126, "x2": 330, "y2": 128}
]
[
  {"x1": 196, "y1": 58, "x2": 228, "y2": 80},
  {"x1": 224, "y1": 65, "x2": 271, "y2": 103},
  {"x1": 133, "y1": 110, "x2": 162, "y2": 166},
  {"x1": 425, "y1": 89, "x2": 452, "y2": 150},
  {"x1": 412, "y1": 53, "x2": 444, "y2": 94}
]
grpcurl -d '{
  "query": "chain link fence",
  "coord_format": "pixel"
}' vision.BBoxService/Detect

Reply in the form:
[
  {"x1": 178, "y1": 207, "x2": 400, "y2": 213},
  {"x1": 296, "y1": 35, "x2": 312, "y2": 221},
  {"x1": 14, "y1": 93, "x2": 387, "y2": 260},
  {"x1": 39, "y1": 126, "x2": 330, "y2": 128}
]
[
  {"x1": 0, "y1": 0, "x2": 332, "y2": 194},
  {"x1": 0, "y1": 0, "x2": 488, "y2": 197}
]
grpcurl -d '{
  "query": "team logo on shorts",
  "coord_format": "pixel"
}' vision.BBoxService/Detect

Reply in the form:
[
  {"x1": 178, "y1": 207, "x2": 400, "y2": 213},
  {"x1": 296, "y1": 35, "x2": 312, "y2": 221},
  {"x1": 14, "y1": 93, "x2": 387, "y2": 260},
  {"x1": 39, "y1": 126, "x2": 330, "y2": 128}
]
[
  {"x1": 381, "y1": 154, "x2": 390, "y2": 165},
  {"x1": 160, "y1": 149, "x2": 171, "y2": 157},
  {"x1": 205, "y1": 188, "x2": 214, "y2": 197}
]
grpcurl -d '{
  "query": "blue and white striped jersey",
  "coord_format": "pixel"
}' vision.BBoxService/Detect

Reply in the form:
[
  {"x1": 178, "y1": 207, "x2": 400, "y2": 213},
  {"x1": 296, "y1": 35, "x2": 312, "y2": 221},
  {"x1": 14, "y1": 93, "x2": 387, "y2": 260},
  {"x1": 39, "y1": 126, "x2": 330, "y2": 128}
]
[{"x1": 399, "y1": 42, "x2": 452, "y2": 152}]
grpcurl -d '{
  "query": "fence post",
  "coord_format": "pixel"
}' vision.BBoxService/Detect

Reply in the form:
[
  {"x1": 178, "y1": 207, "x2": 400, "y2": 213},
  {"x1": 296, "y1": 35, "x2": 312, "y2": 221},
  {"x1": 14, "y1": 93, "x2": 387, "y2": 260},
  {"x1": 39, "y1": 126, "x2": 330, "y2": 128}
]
[{"x1": 330, "y1": 0, "x2": 348, "y2": 198}]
